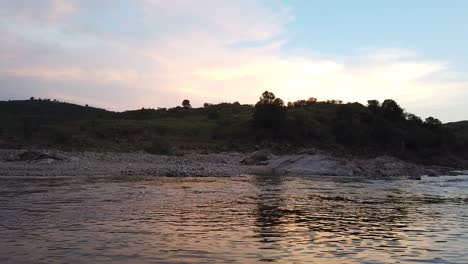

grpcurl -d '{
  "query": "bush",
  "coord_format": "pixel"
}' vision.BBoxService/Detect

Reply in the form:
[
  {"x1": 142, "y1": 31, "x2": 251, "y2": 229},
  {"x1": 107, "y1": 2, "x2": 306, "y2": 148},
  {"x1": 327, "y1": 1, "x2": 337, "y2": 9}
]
[
  {"x1": 51, "y1": 130, "x2": 73, "y2": 146},
  {"x1": 145, "y1": 137, "x2": 173, "y2": 155},
  {"x1": 207, "y1": 110, "x2": 220, "y2": 120}
]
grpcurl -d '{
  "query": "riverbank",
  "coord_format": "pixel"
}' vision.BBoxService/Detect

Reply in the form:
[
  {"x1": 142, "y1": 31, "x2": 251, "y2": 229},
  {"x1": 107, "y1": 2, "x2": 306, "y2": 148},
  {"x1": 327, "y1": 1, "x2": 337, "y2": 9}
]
[{"x1": 0, "y1": 149, "x2": 463, "y2": 179}]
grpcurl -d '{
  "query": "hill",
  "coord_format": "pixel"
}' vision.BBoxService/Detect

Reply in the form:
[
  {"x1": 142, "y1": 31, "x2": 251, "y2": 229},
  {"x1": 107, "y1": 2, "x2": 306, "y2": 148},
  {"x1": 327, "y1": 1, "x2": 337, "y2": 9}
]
[
  {"x1": 444, "y1": 121, "x2": 468, "y2": 159},
  {"x1": 0, "y1": 94, "x2": 466, "y2": 167}
]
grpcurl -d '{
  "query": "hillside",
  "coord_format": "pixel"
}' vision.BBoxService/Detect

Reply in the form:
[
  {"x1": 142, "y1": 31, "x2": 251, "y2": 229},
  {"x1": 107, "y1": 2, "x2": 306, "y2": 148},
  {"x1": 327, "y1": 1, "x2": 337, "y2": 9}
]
[
  {"x1": 444, "y1": 121, "x2": 468, "y2": 159},
  {"x1": 0, "y1": 99, "x2": 115, "y2": 121},
  {"x1": 0, "y1": 99, "x2": 253, "y2": 153},
  {"x1": 0, "y1": 95, "x2": 466, "y2": 167},
  {"x1": 445, "y1": 121, "x2": 468, "y2": 132}
]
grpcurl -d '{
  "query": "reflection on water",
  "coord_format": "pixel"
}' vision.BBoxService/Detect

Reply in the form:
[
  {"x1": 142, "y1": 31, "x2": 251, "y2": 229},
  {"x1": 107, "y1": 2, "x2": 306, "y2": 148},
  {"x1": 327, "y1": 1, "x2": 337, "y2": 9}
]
[{"x1": 0, "y1": 175, "x2": 467, "y2": 263}]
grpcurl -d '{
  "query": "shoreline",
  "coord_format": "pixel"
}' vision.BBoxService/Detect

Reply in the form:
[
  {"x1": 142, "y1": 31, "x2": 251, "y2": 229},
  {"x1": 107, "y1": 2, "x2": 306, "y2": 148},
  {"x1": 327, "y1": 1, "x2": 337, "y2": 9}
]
[{"x1": 0, "y1": 149, "x2": 464, "y2": 179}]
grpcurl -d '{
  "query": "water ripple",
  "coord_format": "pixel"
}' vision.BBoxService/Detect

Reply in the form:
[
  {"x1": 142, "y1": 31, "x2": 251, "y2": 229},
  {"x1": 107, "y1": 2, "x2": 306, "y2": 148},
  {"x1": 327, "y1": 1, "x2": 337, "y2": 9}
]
[{"x1": 0, "y1": 175, "x2": 467, "y2": 263}]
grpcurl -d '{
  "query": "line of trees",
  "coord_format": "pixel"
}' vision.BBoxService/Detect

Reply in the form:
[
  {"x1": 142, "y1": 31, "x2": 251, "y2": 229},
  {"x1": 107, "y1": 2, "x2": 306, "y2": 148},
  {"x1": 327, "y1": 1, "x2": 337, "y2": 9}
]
[{"x1": 251, "y1": 91, "x2": 448, "y2": 160}]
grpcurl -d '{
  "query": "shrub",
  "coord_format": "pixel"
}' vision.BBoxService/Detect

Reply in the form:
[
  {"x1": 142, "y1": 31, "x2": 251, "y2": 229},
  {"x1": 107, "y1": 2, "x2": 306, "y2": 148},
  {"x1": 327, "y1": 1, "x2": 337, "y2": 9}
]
[
  {"x1": 207, "y1": 110, "x2": 220, "y2": 120},
  {"x1": 145, "y1": 137, "x2": 173, "y2": 155}
]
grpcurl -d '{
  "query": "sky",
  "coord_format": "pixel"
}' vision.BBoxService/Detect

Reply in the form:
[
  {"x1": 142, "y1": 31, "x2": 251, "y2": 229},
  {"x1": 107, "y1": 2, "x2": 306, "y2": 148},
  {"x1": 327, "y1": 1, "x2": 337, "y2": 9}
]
[{"x1": 0, "y1": 0, "x2": 467, "y2": 122}]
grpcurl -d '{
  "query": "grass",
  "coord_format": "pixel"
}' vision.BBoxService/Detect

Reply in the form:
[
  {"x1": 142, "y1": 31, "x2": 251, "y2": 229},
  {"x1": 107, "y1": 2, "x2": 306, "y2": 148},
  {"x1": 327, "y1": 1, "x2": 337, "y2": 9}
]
[{"x1": 33, "y1": 113, "x2": 252, "y2": 153}]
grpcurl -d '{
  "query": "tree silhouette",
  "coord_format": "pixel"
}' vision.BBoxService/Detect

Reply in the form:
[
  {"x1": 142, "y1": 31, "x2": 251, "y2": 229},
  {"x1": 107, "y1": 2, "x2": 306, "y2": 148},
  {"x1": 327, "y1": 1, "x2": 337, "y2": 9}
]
[
  {"x1": 380, "y1": 99, "x2": 404, "y2": 122},
  {"x1": 256, "y1": 91, "x2": 284, "y2": 106},
  {"x1": 289, "y1": 97, "x2": 318, "y2": 108},
  {"x1": 405, "y1": 113, "x2": 423, "y2": 124},
  {"x1": 253, "y1": 91, "x2": 286, "y2": 137},
  {"x1": 424, "y1": 117, "x2": 442, "y2": 130},
  {"x1": 182, "y1": 99, "x2": 191, "y2": 108},
  {"x1": 367, "y1": 100, "x2": 380, "y2": 113}
]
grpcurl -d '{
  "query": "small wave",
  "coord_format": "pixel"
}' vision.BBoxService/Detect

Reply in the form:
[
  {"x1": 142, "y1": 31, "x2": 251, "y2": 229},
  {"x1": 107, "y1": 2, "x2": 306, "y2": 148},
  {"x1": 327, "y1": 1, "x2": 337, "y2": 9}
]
[
  {"x1": 422, "y1": 175, "x2": 468, "y2": 183},
  {"x1": 444, "y1": 177, "x2": 468, "y2": 183}
]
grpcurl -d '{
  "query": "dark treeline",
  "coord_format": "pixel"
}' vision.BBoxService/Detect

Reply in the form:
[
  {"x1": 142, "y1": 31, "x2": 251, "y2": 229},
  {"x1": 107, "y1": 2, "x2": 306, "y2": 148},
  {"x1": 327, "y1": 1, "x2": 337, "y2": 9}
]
[
  {"x1": 0, "y1": 94, "x2": 467, "y2": 166},
  {"x1": 252, "y1": 91, "x2": 464, "y2": 166}
]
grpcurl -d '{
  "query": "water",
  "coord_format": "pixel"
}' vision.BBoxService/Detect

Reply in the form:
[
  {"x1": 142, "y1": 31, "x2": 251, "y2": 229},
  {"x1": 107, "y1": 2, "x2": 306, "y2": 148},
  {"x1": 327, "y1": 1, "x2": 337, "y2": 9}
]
[{"x1": 0, "y1": 175, "x2": 467, "y2": 264}]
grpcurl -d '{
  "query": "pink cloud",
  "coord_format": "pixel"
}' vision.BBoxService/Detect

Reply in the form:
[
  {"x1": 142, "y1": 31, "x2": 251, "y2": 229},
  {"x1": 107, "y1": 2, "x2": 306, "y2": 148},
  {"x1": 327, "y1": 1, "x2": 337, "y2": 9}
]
[
  {"x1": 0, "y1": 0, "x2": 467, "y2": 122},
  {"x1": 0, "y1": 0, "x2": 75, "y2": 24}
]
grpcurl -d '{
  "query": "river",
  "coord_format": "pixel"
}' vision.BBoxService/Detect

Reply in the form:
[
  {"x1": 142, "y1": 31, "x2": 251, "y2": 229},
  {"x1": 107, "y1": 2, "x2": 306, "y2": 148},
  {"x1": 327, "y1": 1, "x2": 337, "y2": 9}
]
[{"x1": 0, "y1": 175, "x2": 467, "y2": 263}]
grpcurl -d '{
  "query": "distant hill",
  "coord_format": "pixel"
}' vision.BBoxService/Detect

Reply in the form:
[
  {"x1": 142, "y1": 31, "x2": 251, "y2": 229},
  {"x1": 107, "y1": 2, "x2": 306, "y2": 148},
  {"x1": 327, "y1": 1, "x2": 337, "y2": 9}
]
[
  {"x1": 0, "y1": 99, "x2": 115, "y2": 122},
  {"x1": 444, "y1": 121, "x2": 468, "y2": 158},
  {"x1": 444, "y1": 121, "x2": 468, "y2": 144},
  {"x1": 445, "y1": 121, "x2": 468, "y2": 130},
  {"x1": 0, "y1": 96, "x2": 466, "y2": 167}
]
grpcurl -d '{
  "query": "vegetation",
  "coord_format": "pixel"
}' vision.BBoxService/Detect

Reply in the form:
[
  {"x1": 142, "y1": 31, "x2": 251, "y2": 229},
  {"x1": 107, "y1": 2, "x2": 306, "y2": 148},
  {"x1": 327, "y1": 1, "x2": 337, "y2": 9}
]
[
  {"x1": 182, "y1": 99, "x2": 192, "y2": 109},
  {"x1": 0, "y1": 93, "x2": 466, "y2": 166},
  {"x1": 253, "y1": 91, "x2": 287, "y2": 138}
]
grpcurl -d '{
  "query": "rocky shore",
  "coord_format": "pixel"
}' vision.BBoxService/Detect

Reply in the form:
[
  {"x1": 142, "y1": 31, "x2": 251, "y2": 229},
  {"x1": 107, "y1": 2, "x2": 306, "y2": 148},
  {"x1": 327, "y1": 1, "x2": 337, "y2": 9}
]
[{"x1": 0, "y1": 149, "x2": 464, "y2": 179}]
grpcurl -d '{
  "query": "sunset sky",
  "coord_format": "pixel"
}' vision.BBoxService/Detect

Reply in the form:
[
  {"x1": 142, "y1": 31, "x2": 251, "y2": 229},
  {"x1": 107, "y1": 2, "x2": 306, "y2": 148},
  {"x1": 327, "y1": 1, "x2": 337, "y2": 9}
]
[{"x1": 1, "y1": 0, "x2": 467, "y2": 121}]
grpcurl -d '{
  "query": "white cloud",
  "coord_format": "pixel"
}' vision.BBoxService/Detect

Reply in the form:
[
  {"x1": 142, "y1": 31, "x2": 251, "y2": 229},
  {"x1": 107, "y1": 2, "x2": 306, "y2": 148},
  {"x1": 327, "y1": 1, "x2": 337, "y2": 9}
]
[
  {"x1": 143, "y1": 0, "x2": 291, "y2": 43},
  {"x1": 0, "y1": 0, "x2": 467, "y2": 121}
]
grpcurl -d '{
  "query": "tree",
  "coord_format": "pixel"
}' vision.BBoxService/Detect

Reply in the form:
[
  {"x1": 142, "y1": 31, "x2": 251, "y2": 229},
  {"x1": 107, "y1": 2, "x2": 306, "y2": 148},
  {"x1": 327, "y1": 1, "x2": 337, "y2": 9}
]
[
  {"x1": 424, "y1": 117, "x2": 442, "y2": 130},
  {"x1": 292, "y1": 100, "x2": 307, "y2": 107},
  {"x1": 288, "y1": 97, "x2": 318, "y2": 108},
  {"x1": 307, "y1": 97, "x2": 318, "y2": 104},
  {"x1": 253, "y1": 91, "x2": 286, "y2": 136},
  {"x1": 367, "y1": 100, "x2": 380, "y2": 113},
  {"x1": 257, "y1": 91, "x2": 283, "y2": 106},
  {"x1": 325, "y1": 99, "x2": 343, "y2": 104},
  {"x1": 182, "y1": 99, "x2": 191, "y2": 108},
  {"x1": 405, "y1": 113, "x2": 423, "y2": 125},
  {"x1": 380, "y1": 99, "x2": 404, "y2": 122}
]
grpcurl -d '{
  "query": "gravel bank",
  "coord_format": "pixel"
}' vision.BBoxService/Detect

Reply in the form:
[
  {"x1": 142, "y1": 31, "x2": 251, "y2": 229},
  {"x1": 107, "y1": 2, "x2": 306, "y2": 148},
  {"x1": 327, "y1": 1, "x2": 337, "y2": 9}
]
[
  {"x1": 0, "y1": 149, "x2": 253, "y2": 177},
  {"x1": 0, "y1": 149, "x2": 463, "y2": 179}
]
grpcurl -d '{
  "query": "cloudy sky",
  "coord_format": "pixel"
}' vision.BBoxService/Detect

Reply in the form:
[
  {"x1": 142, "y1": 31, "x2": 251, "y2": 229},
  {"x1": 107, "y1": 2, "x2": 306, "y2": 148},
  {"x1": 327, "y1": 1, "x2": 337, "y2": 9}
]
[{"x1": 1, "y1": 0, "x2": 467, "y2": 121}]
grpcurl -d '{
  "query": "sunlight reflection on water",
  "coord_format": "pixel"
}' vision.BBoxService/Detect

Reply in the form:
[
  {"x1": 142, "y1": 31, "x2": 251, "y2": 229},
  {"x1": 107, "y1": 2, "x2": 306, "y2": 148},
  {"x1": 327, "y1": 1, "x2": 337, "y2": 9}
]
[{"x1": 0, "y1": 175, "x2": 467, "y2": 263}]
